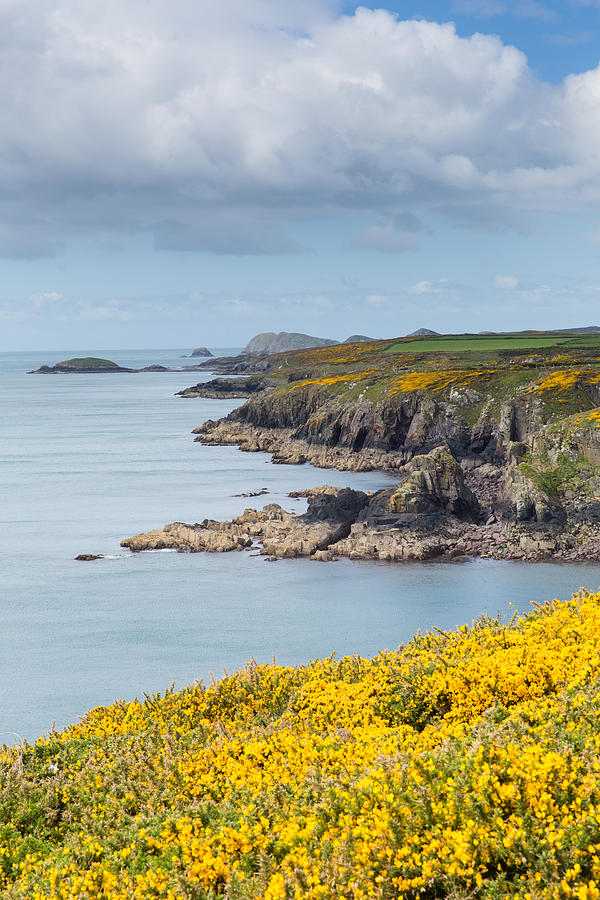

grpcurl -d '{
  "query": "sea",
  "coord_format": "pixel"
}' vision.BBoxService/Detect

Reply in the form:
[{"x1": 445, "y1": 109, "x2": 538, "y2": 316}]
[{"x1": 3, "y1": 348, "x2": 600, "y2": 745}]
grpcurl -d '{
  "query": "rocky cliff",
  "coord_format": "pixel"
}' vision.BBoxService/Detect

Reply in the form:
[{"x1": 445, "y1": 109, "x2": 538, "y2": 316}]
[
  {"x1": 122, "y1": 444, "x2": 600, "y2": 561},
  {"x1": 127, "y1": 333, "x2": 600, "y2": 563}
]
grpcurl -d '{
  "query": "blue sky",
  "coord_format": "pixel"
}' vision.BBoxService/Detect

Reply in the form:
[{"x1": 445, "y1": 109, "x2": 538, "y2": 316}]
[{"x1": 2, "y1": 0, "x2": 600, "y2": 351}]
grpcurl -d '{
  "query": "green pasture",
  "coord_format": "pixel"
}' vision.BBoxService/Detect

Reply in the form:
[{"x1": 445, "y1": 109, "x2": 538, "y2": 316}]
[{"x1": 385, "y1": 334, "x2": 598, "y2": 354}]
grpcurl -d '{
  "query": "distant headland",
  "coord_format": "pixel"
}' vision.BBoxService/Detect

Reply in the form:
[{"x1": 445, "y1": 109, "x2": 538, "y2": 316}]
[{"x1": 241, "y1": 332, "x2": 376, "y2": 354}]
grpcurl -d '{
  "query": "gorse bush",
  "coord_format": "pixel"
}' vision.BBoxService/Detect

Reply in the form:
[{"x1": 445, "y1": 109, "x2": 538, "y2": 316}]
[{"x1": 2, "y1": 592, "x2": 600, "y2": 898}]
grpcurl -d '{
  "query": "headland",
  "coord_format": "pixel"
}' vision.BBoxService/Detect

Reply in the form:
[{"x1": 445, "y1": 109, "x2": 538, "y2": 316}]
[{"x1": 127, "y1": 330, "x2": 600, "y2": 562}]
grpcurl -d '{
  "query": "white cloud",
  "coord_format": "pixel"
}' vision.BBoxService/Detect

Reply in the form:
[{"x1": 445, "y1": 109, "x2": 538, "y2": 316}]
[
  {"x1": 0, "y1": 3, "x2": 598, "y2": 256},
  {"x1": 408, "y1": 279, "x2": 449, "y2": 295},
  {"x1": 494, "y1": 274, "x2": 519, "y2": 289},
  {"x1": 29, "y1": 291, "x2": 64, "y2": 308}
]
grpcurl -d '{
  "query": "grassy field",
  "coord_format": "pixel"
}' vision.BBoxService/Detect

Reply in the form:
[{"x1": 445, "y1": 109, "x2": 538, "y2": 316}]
[
  {"x1": 2, "y1": 591, "x2": 600, "y2": 897},
  {"x1": 386, "y1": 335, "x2": 575, "y2": 353},
  {"x1": 251, "y1": 329, "x2": 600, "y2": 424}
]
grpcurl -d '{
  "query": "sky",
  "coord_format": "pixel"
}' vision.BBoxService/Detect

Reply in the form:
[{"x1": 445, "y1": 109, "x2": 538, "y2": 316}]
[{"x1": 2, "y1": 0, "x2": 600, "y2": 350}]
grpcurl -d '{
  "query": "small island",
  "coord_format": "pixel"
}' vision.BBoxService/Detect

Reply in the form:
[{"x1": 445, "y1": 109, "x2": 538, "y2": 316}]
[
  {"x1": 190, "y1": 346, "x2": 214, "y2": 358},
  {"x1": 27, "y1": 357, "x2": 210, "y2": 374},
  {"x1": 28, "y1": 357, "x2": 134, "y2": 373}
]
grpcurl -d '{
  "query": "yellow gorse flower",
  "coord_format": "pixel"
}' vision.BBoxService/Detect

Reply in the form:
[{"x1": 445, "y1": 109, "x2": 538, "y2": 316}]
[{"x1": 3, "y1": 591, "x2": 600, "y2": 897}]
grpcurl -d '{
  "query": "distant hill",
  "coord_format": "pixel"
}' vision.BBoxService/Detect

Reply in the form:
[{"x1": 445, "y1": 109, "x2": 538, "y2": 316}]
[
  {"x1": 344, "y1": 334, "x2": 374, "y2": 343},
  {"x1": 553, "y1": 326, "x2": 600, "y2": 334},
  {"x1": 242, "y1": 332, "x2": 339, "y2": 355},
  {"x1": 407, "y1": 328, "x2": 439, "y2": 337}
]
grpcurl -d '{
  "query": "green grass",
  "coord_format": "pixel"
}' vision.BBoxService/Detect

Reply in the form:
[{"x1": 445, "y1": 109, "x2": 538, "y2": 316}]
[
  {"x1": 386, "y1": 336, "x2": 574, "y2": 354},
  {"x1": 61, "y1": 357, "x2": 119, "y2": 368},
  {"x1": 520, "y1": 451, "x2": 597, "y2": 497}
]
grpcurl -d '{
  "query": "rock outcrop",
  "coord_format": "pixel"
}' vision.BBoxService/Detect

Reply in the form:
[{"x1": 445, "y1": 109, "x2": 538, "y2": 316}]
[
  {"x1": 120, "y1": 444, "x2": 600, "y2": 563},
  {"x1": 177, "y1": 377, "x2": 270, "y2": 399},
  {"x1": 193, "y1": 386, "x2": 512, "y2": 471},
  {"x1": 190, "y1": 347, "x2": 214, "y2": 358},
  {"x1": 242, "y1": 332, "x2": 339, "y2": 355}
]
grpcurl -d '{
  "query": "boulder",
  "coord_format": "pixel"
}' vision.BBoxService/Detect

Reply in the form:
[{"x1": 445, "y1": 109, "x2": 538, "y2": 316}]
[{"x1": 363, "y1": 446, "x2": 479, "y2": 523}]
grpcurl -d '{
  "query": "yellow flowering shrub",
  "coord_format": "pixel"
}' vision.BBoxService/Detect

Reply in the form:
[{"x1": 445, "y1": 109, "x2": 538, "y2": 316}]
[
  {"x1": 572, "y1": 408, "x2": 600, "y2": 428},
  {"x1": 390, "y1": 368, "x2": 493, "y2": 394},
  {"x1": 528, "y1": 369, "x2": 600, "y2": 395},
  {"x1": 290, "y1": 370, "x2": 374, "y2": 390},
  {"x1": 3, "y1": 592, "x2": 600, "y2": 897}
]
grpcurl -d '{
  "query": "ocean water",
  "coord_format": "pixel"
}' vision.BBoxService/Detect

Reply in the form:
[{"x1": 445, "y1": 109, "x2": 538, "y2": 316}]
[{"x1": 3, "y1": 348, "x2": 600, "y2": 744}]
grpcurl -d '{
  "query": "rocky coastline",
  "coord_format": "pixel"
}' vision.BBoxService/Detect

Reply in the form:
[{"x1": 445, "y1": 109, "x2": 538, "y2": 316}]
[
  {"x1": 120, "y1": 338, "x2": 600, "y2": 565},
  {"x1": 121, "y1": 446, "x2": 600, "y2": 563},
  {"x1": 177, "y1": 377, "x2": 271, "y2": 399}
]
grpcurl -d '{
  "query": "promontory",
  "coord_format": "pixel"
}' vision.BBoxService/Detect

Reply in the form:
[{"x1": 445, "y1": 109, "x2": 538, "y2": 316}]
[{"x1": 122, "y1": 330, "x2": 600, "y2": 563}]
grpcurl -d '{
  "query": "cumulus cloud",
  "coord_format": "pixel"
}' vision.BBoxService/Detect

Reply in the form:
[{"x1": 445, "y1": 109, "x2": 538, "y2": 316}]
[
  {"x1": 408, "y1": 279, "x2": 450, "y2": 294},
  {"x1": 495, "y1": 274, "x2": 519, "y2": 289},
  {"x1": 0, "y1": 2, "x2": 599, "y2": 257},
  {"x1": 29, "y1": 291, "x2": 64, "y2": 308}
]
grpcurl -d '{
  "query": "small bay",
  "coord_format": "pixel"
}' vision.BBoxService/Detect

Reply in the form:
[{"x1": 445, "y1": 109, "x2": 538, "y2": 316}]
[{"x1": 2, "y1": 348, "x2": 600, "y2": 743}]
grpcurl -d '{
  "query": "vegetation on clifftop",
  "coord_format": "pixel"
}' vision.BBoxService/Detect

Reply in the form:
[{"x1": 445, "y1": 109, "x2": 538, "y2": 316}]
[
  {"x1": 3, "y1": 591, "x2": 600, "y2": 897},
  {"x1": 222, "y1": 331, "x2": 600, "y2": 439}
]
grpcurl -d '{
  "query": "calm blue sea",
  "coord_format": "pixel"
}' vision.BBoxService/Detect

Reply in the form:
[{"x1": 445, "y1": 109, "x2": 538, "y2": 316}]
[{"x1": 3, "y1": 348, "x2": 600, "y2": 744}]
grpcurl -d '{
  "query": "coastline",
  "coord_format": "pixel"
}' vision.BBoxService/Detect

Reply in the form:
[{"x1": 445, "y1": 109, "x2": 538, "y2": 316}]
[{"x1": 120, "y1": 415, "x2": 600, "y2": 564}]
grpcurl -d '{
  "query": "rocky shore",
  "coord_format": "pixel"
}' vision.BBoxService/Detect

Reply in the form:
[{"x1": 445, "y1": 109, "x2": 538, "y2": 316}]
[
  {"x1": 119, "y1": 335, "x2": 600, "y2": 565},
  {"x1": 121, "y1": 446, "x2": 600, "y2": 562},
  {"x1": 177, "y1": 377, "x2": 271, "y2": 400}
]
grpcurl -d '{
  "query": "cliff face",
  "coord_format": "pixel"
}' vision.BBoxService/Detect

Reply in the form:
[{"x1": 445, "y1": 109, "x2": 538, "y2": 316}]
[
  {"x1": 171, "y1": 333, "x2": 600, "y2": 561},
  {"x1": 208, "y1": 386, "x2": 543, "y2": 464}
]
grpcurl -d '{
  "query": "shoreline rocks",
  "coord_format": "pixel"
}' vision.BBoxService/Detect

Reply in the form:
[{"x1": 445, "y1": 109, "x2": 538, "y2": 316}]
[
  {"x1": 193, "y1": 420, "x2": 406, "y2": 471},
  {"x1": 120, "y1": 447, "x2": 600, "y2": 563},
  {"x1": 177, "y1": 377, "x2": 270, "y2": 400}
]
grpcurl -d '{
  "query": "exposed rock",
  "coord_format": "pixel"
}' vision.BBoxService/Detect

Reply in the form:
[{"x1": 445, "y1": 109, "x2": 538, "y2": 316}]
[
  {"x1": 75, "y1": 554, "x2": 104, "y2": 561},
  {"x1": 190, "y1": 347, "x2": 214, "y2": 358},
  {"x1": 194, "y1": 386, "x2": 508, "y2": 473},
  {"x1": 177, "y1": 377, "x2": 269, "y2": 399},
  {"x1": 121, "y1": 521, "x2": 254, "y2": 553},
  {"x1": 121, "y1": 489, "x2": 369, "y2": 560},
  {"x1": 288, "y1": 485, "x2": 363, "y2": 498},
  {"x1": 194, "y1": 421, "x2": 406, "y2": 471},
  {"x1": 371, "y1": 447, "x2": 479, "y2": 520},
  {"x1": 498, "y1": 465, "x2": 565, "y2": 525},
  {"x1": 120, "y1": 447, "x2": 600, "y2": 563},
  {"x1": 233, "y1": 488, "x2": 269, "y2": 498}
]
